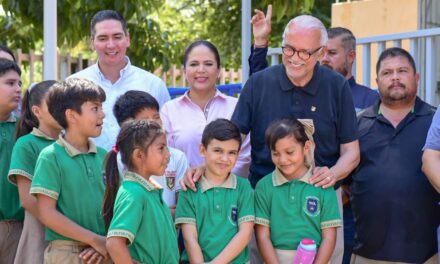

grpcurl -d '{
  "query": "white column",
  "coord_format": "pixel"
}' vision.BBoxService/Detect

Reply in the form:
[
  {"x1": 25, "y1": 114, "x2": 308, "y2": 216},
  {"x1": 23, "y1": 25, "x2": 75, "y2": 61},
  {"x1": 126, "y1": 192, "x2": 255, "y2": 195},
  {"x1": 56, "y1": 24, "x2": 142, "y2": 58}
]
[
  {"x1": 241, "y1": 0, "x2": 251, "y2": 84},
  {"x1": 43, "y1": 0, "x2": 57, "y2": 80}
]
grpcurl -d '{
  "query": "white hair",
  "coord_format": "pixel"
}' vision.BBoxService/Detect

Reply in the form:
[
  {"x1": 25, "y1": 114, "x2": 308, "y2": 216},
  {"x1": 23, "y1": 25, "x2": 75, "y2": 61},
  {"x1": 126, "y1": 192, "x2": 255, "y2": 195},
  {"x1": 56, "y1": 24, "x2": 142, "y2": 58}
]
[{"x1": 282, "y1": 15, "x2": 328, "y2": 46}]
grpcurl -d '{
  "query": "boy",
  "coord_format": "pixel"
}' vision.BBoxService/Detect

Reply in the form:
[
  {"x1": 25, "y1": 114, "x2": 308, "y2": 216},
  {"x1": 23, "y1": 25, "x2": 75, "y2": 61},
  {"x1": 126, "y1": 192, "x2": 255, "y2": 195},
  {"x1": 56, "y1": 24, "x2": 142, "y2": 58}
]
[
  {"x1": 175, "y1": 119, "x2": 254, "y2": 263},
  {"x1": 0, "y1": 58, "x2": 23, "y2": 264},
  {"x1": 113, "y1": 90, "x2": 188, "y2": 217},
  {"x1": 30, "y1": 78, "x2": 109, "y2": 263}
]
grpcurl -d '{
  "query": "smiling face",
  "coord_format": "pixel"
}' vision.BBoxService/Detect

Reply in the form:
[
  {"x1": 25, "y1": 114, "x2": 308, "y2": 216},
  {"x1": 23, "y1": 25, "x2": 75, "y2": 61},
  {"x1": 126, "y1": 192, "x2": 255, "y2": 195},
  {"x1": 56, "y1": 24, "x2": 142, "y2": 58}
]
[
  {"x1": 282, "y1": 24, "x2": 324, "y2": 87},
  {"x1": 376, "y1": 56, "x2": 418, "y2": 106},
  {"x1": 184, "y1": 45, "x2": 220, "y2": 93},
  {"x1": 91, "y1": 19, "x2": 130, "y2": 70},
  {"x1": 141, "y1": 134, "x2": 170, "y2": 176},
  {"x1": 271, "y1": 135, "x2": 309, "y2": 180},
  {"x1": 0, "y1": 70, "x2": 21, "y2": 118},
  {"x1": 200, "y1": 138, "x2": 240, "y2": 179}
]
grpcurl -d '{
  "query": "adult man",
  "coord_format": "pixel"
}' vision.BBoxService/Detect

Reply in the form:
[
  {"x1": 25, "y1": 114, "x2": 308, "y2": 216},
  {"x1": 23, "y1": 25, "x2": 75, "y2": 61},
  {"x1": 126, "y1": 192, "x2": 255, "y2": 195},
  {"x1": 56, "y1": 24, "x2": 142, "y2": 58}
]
[
  {"x1": 249, "y1": 8, "x2": 378, "y2": 111},
  {"x1": 351, "y1": 47, "x2": 439, "y2": 263},
  {"x1": 70, "y1": 10, "x2": 170, "y2": 150}
]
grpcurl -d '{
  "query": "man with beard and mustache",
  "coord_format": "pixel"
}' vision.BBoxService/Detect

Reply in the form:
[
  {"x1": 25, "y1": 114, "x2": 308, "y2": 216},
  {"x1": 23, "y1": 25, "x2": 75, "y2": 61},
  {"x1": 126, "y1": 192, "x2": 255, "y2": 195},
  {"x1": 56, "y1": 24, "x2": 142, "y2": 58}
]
[
  {"x1": 249, "y1": 8, "x2": 378, "y2": 112},
  {"x1": 350, "y1": 47, "x2": 439, "y2": 263}
]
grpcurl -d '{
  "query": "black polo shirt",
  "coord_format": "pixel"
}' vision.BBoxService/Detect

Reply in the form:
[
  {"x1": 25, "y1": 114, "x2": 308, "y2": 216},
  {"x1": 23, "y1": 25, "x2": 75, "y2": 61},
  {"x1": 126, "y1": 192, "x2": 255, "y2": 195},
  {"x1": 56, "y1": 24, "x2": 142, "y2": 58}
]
[
  {"x1": 351, "y1": 97, "x2": 439, "y2": 262},
  {"x1": 231, "y1": 64, "x2": 358, "y2": 187}
]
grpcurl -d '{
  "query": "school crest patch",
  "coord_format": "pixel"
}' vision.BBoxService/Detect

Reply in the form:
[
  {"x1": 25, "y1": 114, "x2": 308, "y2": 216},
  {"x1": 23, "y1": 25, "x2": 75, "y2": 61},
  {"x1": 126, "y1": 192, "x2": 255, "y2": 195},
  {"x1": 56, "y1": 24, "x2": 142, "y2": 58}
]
[
  {"x1": 303, "y1": 196, "x2": 320, "y2": 217},
  {"x1": 165, "y1": 170, "x2": 176, "y2": 190},
  {"x1": 228, "y1": 205, "x2": 238, "y2": 226}
]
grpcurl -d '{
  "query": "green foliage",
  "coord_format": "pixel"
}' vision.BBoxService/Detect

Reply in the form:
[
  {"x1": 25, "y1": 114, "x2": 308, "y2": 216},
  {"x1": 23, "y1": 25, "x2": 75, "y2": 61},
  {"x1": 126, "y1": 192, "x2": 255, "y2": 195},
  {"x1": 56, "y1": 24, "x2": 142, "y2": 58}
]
[{"x1": 0, "y1": 0, "x2": 330, "y2": 71}]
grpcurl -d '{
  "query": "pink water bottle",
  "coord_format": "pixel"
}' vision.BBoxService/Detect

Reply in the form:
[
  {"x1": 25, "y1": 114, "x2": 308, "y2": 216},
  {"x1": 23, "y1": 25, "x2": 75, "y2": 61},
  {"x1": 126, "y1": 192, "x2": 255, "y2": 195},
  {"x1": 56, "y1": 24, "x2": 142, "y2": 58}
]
[{"x1": 292, "y1": 238, "x2": 317, "y2": 264}]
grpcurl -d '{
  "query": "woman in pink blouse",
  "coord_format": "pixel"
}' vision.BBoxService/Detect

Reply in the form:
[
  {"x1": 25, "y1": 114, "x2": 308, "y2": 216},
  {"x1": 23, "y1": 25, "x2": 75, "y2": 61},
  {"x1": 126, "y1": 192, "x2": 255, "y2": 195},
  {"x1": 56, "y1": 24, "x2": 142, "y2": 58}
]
[{"x1": 161, "y1": 40, "x2": 250, "y2": 178}]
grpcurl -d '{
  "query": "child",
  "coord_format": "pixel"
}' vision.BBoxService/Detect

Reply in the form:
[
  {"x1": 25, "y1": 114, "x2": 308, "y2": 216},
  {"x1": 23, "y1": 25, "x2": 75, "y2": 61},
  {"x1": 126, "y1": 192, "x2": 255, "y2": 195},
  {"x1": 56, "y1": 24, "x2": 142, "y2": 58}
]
[
  {"x1": 8, "y1": 80, "x2": 61, "y2": 264},
  {"x1": 104, "y1": 119, "x2": 179, "y2": 264},
  {"x1": 0, "y1": 58, "x2": 23, "y2": 264},
  {"x1": 112, "y1": 90, "x2": 188, "y2": 217},
  {"x1": 255, "y1": 118, "x2": 341, "y2": 264},
  {"x1": 30, "y1": 78, "x2": 109, "y2": 263},
  {"x1": 175, "y1": 118, "x2": 254, "y2": 264}
]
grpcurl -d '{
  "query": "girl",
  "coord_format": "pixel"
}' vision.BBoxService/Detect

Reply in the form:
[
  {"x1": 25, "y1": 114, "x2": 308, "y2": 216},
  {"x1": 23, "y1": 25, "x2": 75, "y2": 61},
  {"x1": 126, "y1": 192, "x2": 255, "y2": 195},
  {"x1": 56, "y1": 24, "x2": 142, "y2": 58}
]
[
  {"x1": 8, "y1": 81, "x2": 61, "y2": 264},
  {"x1": 254, "y1": 118, "x2": 341, "y2": 264},
  {"x1": 160, "y1": 40, "x2": 250, "y2": 178},
  {"x1": 104, "y1": 119, "x2": 179, "y2": 264}
]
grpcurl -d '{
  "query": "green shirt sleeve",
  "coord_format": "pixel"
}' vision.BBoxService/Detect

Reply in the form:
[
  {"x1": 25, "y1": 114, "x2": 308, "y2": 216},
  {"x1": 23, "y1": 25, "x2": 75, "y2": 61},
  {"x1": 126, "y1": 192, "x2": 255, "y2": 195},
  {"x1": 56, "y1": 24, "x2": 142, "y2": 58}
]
[
  {"x1": 237, "y1": 179, "x2": 255, "y2": 225},
  {"x1": 175, "y1": 189, "x2": 196, "y2": 225},
  {"x1": 255, "y1": 179, "x2": 271, "y2": 227},
  {"x1": 30, "y1": 149, "x2": 61, "y2": 200},
  {"x1": 8, "y1": 138, "x2": 38, "y2": 184},
  {"x1": 107, "y1": 189, "x2": 143, "y2": 244},
  {"x1": 320, "y1": 188, "x2": 342, "y2": 229}
]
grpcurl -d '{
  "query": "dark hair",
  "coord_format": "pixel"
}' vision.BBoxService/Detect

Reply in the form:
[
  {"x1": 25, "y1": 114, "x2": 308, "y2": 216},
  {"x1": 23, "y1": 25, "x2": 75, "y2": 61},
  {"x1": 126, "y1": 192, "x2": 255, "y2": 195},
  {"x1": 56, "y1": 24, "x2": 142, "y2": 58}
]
[
  {"x1": 113, "y1": 91, "x2": 159, "y2": 126},
  {"x1": 103, "y1": 119, "x2": 166, "y2": 230},
  {"x1": 15, "y1": 80, "x2": 57, "y2": 139},
  {"x1": 327, "y1": 27, "x2": 356, "y2": 51},
  {"x1": 0, "y1": 45, "x2": 16, "y2": 62},
  {"x1": 47, "y1": 78, "x2": 105, "y2": 129},
  {"x1": 91, "y1": 10, "x2": 128, "y2": 37},
  {"x1": 265, "y1": 118, "x2": 309, "y2": 151},
  {"x1": 376, "y1": 47, "x2": 416, "y2": 74},
  {"x1": 201, "y1": 118, "x2": 242, "y2": 149},
  {"x1": 0, "y1": 58, "x2": 21, "y2": 77},
  {"x1": 183, "y1": 40, "x2": 221, "y2": 69}
]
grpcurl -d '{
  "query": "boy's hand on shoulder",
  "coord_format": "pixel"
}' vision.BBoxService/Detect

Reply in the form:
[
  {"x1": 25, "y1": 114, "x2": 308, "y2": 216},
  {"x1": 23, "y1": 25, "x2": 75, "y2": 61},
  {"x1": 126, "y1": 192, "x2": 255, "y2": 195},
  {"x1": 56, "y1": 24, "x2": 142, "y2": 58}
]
[
  {"x1": 79, "y1": 247, "x2": 104, "y2": 264},
  {"x1": 90, "y1": 235, "x2": 109, "y2": 260},
  {"x1": 181, "y1": 166, "x2": 205, "y2": 192}
]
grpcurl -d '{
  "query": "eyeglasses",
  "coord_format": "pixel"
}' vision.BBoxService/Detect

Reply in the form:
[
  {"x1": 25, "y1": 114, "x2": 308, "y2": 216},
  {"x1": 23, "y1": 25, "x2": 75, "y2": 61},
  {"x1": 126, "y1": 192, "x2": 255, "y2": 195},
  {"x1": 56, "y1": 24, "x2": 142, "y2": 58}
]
[{"x1": 281, "y1": 45, "x2": 323, "y2": 61}]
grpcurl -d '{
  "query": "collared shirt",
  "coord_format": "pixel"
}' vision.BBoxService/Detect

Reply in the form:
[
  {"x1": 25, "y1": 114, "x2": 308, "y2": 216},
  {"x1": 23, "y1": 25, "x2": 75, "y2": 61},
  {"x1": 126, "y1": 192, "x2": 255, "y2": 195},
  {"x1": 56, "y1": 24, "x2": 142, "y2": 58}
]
[
  {"x1": 0, "y1": 114, "x2": 24, "y2": 221},
  {"x1": 69, "y1": 57, "x2": 170, "y2": 151},
  {"x1": 348, "y1": 77, "x2": 379, "y2": 112},
  {"x1": 351, "y1": 97, "x2": 439, "y2": 262},
  {"x1": 175, "y1": 174, "x2": 254, "y2": 263},
  {"x1": 8, "y1": 128, "x2": 57, "y2": 184},
  {"x1": 255, "y1": 166, "x2": 341, "y2": 250},
  {"x1": 161, "y1": 89, "x2": 251, "y2": 178},
  {"x1": 108, "y1": 171, "x2": 179, "y2": 264},
  {"x1": 424, "y1": 106, "x2": 440, "y2": 151},
  {"x1": 30, "y1": 135, "x2": 107, "y2": 241},
  {"x1": 232, "y1": 64, "x2": 358, "y2": 187}
]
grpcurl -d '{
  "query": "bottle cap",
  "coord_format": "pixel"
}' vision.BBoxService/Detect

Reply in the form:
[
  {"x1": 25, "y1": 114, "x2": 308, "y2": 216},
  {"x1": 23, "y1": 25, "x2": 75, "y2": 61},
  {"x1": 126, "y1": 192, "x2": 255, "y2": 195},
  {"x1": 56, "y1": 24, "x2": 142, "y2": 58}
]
[{"x1": 300, "y1": 238, "x2": 317, "y2": 250}]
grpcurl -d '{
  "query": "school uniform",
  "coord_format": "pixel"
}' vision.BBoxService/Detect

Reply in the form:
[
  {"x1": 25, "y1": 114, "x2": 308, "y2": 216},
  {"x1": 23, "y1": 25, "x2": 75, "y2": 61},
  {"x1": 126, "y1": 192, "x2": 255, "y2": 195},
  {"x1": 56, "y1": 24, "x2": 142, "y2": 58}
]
[
  {"x1": 8, "y1": 128, "x2": 56, "y2": 264},
  {"x1": 175, "y1": 174, "x2": 255, "y2": 264},
  {"x1": 30, "y1": 135, "x2": 107, "y2": 263},
  {"x1": 0, "y1": 115, "x2": 23, "y2": 264},
  {"x1": 255, "y1": 167, "x2": 341, "y2": 262},
  {"x1": 107, "y1": 171, "x2": 179, "y2": 264}
]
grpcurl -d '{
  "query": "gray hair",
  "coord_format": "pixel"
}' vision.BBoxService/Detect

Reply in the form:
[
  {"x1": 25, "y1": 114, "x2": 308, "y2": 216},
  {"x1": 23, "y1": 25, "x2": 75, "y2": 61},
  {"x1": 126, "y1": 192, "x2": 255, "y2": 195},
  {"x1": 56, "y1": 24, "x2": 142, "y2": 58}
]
[{"x1": 282, "y1": 15, "x2": 328, "y2": 46}]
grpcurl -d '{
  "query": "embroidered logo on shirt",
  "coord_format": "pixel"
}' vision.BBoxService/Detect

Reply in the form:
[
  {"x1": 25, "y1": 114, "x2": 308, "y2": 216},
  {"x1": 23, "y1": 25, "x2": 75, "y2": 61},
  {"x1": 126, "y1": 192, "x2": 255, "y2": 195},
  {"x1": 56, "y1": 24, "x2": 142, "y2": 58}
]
[
  {"x1": 304, "y1": 196, "x2": 320, "y2": 217},
  {"x1": 165, "y1": 170, "x2": 176, "y2": 190},
  {"x1": 228, "y1": 205, "x2": 238, "y2": 226}
]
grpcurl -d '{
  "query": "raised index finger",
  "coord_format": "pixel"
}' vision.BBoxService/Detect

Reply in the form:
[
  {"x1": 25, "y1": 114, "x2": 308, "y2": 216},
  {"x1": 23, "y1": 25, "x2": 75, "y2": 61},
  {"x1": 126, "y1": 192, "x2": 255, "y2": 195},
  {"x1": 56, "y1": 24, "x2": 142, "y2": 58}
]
[{"x1": 266, "y1": 5, "x2": 273, "y2": 23}]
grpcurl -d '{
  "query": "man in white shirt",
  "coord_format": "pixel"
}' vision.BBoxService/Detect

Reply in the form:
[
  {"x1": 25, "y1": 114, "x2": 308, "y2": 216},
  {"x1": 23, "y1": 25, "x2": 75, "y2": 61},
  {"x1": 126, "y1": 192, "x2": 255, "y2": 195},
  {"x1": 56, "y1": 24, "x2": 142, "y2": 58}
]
[{"x1": 70, "y1": 10, "x2": 170, "y2": 150}]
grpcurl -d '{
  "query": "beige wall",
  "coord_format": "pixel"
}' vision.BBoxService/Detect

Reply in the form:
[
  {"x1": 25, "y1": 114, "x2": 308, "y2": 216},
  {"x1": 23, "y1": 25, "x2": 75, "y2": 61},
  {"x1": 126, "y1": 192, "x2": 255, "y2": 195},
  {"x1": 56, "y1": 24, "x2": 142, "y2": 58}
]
[{"x1": 331, "y1": 0, "x2": 419, "y2": 86}]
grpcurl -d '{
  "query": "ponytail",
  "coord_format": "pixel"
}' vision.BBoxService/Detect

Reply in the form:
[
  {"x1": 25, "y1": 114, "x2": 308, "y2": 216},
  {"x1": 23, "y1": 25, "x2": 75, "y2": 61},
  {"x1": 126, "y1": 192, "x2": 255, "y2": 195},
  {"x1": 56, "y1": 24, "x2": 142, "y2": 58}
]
[
  {"x1": 15, "y1": 80, "x2": 57, "y2": 140},
  {"x1": 103, "y1": 150, "x2": 121, "y2": 231}
]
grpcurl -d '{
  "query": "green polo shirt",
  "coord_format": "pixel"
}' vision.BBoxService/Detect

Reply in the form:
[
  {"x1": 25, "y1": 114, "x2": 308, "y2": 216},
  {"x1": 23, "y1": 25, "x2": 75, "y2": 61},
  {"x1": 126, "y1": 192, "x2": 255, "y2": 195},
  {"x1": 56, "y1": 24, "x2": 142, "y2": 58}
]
[
  {"x1": 255, "y1": 167, "x2": 341, "y2": 250},
  {"x1": 30, "y1": 135, "x2": 107, "y2": 241},
  {"x1": 0, "y1": 115, "x2": 24, "y2": 221},
  {"x1": 8, "y1": 128, "x2": 56, "y2": 185},
  {"x1": 176, "y1": 174, "x2": 255, "y2": 264},
  {"x1": 108, "y1": 172, "x2": 179, "y2": 264}
]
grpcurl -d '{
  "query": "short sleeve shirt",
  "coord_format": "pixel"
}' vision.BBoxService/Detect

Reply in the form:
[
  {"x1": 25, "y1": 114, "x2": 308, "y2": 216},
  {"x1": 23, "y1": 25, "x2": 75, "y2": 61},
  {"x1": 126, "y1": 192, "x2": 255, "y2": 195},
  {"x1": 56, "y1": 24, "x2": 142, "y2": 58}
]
[
  {"x1": 255, "y1": 167, "x2": 341, "y2": 250},
  {"x1": 0, "y1": 115, "x2": 24, "y2": 221},
  {"x1": 231, "y1": 64, "x2": 358, "y2": 187},
  {"x1": 424, "y1": 106, "x2": 440, "y2": 151},
  {"x1": 8, "y1": 128, "x2": 56, "y2": 184},
  {"x1": 175, "y1": 174, "x2": 255, "y2": 263},
  {"x1": 30, "y1": 136, "x2": 107, "y2": 241},
  {"x1": 108, "y1": 171, "x2": 179, "y2": 264}
]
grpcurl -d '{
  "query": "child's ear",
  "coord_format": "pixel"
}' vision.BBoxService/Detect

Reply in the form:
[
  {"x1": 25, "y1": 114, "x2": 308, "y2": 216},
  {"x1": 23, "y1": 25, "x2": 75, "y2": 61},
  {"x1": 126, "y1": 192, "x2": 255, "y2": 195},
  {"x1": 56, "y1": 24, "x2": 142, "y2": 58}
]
[
  {"x1": 31, "y1": 105, "x2": 41, "y2": 118},
  {"x1": 199, "y1": 144, "x2": 207, "y2": 157},
  {"x1": 304, "y1": 140, "x2": 312, "y2": 153},
  {"x1": 65, "y1": 109, "x2": 76, "y2": 124},
  {"x1": 132, "y1": 148, "x2": 145, "y2": 165}
]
